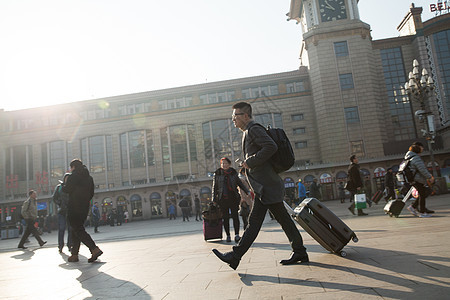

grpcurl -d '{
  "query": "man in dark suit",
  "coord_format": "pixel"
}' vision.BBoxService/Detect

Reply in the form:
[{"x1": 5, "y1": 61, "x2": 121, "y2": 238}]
[
  {"x1": 346, "y1": 155, "x2": 368, "y2": 216},
  {"x1": 212, "y1": 102, "x2": 308, "y2": 270}
]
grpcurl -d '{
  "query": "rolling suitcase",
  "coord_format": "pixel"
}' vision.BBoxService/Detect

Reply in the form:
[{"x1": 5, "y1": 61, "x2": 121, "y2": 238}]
[
  {"x1": 371, "y1": 190, "x2": 383, "y2": 204},
  {"x1": 203, "y1": 219, "x2": 223, "y2": 241},
  {"x1": 284, "y1": 198, "x2": 358, "y2": 257},
  {"x1": 384, "y1": 186, "x2": 414, "y2": 218}
]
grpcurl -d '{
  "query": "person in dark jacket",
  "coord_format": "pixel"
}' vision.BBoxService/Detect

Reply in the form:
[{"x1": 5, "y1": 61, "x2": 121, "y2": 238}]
[
  {"x1": 309, "y1": 178, "x2": 321, "y2": 200},
  {"x1": 53, "y1": 173, "x2": 72, "y2": 253},
  {"x1": 384, "y1": 168, "x2": 396, "y2": 202},
  {"x1": 91, "y1": 202, "x2": 100, "y2": 233},
  {"x1": 178, "y1": 197, "x2": 190, "y2": 222},
  {"x1": 346, "y1": 155, "x2": 368, "y2": 216},
  {"x1": 194, "y1": 194, "x2": 201, "y2": 221},
  {"x1": 62, "y1": 159, "x2": 103, "y2": 263},
  {"x1": 212, "y1": 102, "x2": 308, "y2": 270},
  {"x1": 212, "y1": 157, "x2": 250, "y2": 243},
  {"x1": 404, "y1": 142, "x2": 435, "y2": 217}
]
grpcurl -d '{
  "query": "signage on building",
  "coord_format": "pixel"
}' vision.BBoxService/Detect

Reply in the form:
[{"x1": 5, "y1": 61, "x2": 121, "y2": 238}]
[
  {"x1": 37, "y1": 202, "x2": 47, "y2": 211},
  {"x1": 319, "y1": 173, "x2": 333, "y2": 184},
  {"x1": 374, "y1": 167, "x2": 386, "y2": 178},
  {"x1": 430, "y1": 1, "x2": 449, "y2": 13},
  {"x1": 117, "y1": 196, "x2": 126, "y2": 206},
  {"x1": 284, "y1": 177, "x2": 295, "y2": 188}
]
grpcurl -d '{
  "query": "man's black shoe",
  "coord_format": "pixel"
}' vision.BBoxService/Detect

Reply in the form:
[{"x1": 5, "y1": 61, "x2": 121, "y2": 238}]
[
  {"x1": 348, "y1": 207, "x2": 355, "y2": 215},
  {"x1": 212, "y1": 249, "x2": 240, "y2": 270},
  {"x1": 358, "y1": 212, "x2": 368, "y2": 216},
  {"x1": 424, "y1": 208, "x2": 435, "y2": 214},
  {"x1": 18, "y1": 245, "x2": 27, "y2": 249},
  {"x1": 39, "y1": 241, "x2": 47, "y2": 247},
  {"x1": 280, "y1": 252, "x2": 309, "y2": 265}
]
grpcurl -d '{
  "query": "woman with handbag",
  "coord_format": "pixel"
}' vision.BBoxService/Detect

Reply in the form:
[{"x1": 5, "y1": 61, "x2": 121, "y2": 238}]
[
  {"x1": 346, "y1": 155, "x2": 368, "y2": 216},
  {"x1": 212, "y1": 157, "x2": 250, "y2": 243}
]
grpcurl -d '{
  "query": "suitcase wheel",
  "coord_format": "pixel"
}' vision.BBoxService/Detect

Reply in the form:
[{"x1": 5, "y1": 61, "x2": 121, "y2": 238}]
[
  {"x1": 352, "y1": 236, "x2": 359, "y2": 243},
  {"x1": 394, "y1": 214, "x2": 399, "y2": 218},
  {"x1": 340, "y1": 250, "x2": 347, "y2": 257}
]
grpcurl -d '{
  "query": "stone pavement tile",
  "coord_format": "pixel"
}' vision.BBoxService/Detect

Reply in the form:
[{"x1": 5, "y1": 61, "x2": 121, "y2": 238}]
[
  {"x1": 283, "y1": 288, "x2": 383, "y2": 300},
  {"x1": 373, "y1": 283, "x2": 449, "y2": 300},
  {"x1": 162, "y1": 286, "x2": 242, "y2": 300},
  {"x1": 239, "y1": 280, "x2": 324, "y2": 299}
]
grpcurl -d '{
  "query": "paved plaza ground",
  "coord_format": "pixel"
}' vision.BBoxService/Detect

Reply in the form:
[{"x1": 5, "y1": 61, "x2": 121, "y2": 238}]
[{"x1": 0, "y1": 194, "x2": 449, "y2": 299}]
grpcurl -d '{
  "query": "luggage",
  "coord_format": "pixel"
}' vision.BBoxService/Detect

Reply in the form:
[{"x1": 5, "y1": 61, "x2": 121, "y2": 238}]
[
  {"x1": 384, "y1": 186, "x2": 414, "y2": 218},
  {"x1": 203, "y1": 219, "x2": 223, "y2": 241},
  {"x1": 284, "y1": 198, "x2": 358, "y2": 257},
  {"x1": 371, "y1": 190, "x2": 383, "y2": 204}
]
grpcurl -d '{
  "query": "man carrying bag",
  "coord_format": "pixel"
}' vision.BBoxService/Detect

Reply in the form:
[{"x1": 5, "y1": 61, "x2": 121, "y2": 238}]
[{"x1": 346, "y1": 155, "x2": 368, "y2": 216}]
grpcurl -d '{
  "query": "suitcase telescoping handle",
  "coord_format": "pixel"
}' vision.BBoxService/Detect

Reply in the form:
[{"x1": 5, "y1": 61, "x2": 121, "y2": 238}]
[{"x1": 283, "y1": 201, "x2": 296, "y2": 216}]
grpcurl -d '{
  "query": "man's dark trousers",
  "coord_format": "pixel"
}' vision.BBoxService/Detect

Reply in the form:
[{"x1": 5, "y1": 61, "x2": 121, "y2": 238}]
[
  {"x1": 68, "y1": 212, "x2": 97, "y2": 255},
  {"x1": 18, "y1": 219, "x2": 45, "y2": 247},
  {"x1": 232, "y1": 196, "x2": 306, "y2": 258}
]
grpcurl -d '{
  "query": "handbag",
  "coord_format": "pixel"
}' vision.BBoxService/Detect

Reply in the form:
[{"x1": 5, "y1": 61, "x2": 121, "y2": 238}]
[{"x1": 354, "y1": 193, "x2": 367, "y2": 209}]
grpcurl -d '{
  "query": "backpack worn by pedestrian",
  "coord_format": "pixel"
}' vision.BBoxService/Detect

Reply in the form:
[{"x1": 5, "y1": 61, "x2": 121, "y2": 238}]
[
  {"x1": 253, "y1": 124, "x2": 295, "y2": 173},
  {"x1": 396, "y1": 158, "x2": 416, "y2": 183}
]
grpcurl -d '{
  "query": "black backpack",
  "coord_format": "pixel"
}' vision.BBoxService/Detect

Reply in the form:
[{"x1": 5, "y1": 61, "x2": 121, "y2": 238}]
[
  {"x1": 396, "y1": 158, "x2": 416, "y2": 183},
  {"x1": 254, "y1": 124, "x2": 295, "y2": 173}
]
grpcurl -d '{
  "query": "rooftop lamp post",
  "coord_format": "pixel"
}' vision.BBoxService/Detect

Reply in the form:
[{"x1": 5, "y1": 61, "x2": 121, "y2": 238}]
[{"x1": 404, "y1": 59, "x2": 438, "y2": 177}]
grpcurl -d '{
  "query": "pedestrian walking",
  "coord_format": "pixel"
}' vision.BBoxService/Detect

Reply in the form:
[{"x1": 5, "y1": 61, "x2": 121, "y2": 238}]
[
  {"x1": 309, "y1": 178, "x2": 322, "y2": 200},
  {"x1": 178, "y1": 197, "x2": 190, "y2": 221},
  {"x1": 62, "y1": 159, "x2": 103, "y2": 263},
  {"x1": 92, "y1": 202, "x2": 100, "y2": 233},
  {"x1": 338, "y1": 182, "x2": 346, "y2": 203},
  {"x1": 194, "y1": 194, "x2": 201, "y2": 221},
  {"x1": 212, "y1": 157, "x2": 250, "y2": 243},
  {"x1": 384, "y1": 168, "x2": 396, "y2": 202},
  {"x1": 53, "y1": 173, "x2": 72, "y2": 253},
  {"x1": 212, "y1": 102, "x2": 308, "y2": 270},
  {"x1": 168, "y1": 203, "x2": 176, "y2": 220},
  {"x1": 297, "y1": 179, "x2": 307, "y2": 205},
  {"x1": 17, "y1": 190, "x2": 47, "y2": 249},
  {"x1": 346, "y1": 155, "x2": 368, "y2": 216},
  {"x1": 405, "y1": 142, "x2": 435, "y2": 217}
]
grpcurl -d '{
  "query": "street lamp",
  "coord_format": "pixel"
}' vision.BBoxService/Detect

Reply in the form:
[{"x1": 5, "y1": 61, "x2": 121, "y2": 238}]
[{"x1": 404, "y1": 59, "x2": 438, "y2": 177}]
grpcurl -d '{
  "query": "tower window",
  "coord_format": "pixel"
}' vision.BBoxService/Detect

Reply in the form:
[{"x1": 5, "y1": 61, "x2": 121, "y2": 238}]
[{"x1": 334, "y1": 41, "x2": 349, "y2": 57}]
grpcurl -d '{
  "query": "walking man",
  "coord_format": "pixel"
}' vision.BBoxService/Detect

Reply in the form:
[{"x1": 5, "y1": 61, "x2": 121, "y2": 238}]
[
  {"x1": 297, "y1": 179, "x2": 307, "y2": 205},
  {"x1": 212, "y1": 102, "x2": 308, "y2": 270},
  {"x1": 347, "y1": 155, "x2": 368, "y2": 216},
  {"x1": 92, "y1": 202, "x2": 100, "y2": 233},
  {"x1": 63, "y1": 159, "x2": 103, "y2": 263},
  {"x1": 53, "y1": 174, "x2": 72, "y2": 253},
  {"x1": 17, "y1": 190, "x2": 47, "y2": 249},
  {"x1": 384, "y1": 168, "x2": 396, "y2": 202},
  {"x1": 194, "y1": 194, "x2": 201, "y2": 221}
]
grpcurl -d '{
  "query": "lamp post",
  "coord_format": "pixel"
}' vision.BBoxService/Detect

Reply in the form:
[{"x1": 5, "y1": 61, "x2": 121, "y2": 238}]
[{"x1": 404, "y1": 59, "x2": 438, "y2": 177}]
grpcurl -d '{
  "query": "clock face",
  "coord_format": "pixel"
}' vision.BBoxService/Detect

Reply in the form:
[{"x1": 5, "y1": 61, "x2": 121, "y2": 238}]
[{"x1": 319, "y1": 0, "x2": 347, "y2": 22}]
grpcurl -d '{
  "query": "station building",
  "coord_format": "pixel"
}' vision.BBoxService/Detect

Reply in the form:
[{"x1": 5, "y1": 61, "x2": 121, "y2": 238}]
[{"x1": 1, "y1": 1, "x2": 449, "y2": 222}]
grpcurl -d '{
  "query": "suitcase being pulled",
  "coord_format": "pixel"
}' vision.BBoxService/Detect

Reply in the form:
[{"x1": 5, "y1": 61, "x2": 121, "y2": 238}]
[
  {"x1": 285, "y1": 198, "x2": 358, "y2": 257},
  {"x1": 384, "y1": 186, "x2": 414, "y2": 218}
]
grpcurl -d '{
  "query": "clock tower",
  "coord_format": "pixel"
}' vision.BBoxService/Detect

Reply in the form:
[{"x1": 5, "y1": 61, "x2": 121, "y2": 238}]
[{"x1": 288, "y1": 0, "x2": 387, "y2": 162}]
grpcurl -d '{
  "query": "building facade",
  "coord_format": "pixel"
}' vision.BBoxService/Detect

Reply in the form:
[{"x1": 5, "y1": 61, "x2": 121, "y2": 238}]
[{"x1": 1, "y1": 2, "x2": 449, "y2": 222}]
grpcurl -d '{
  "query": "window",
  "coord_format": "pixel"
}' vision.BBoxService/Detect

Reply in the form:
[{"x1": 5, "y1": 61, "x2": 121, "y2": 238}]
[
  {"x1": 291, "y1": 114, "x2": 304, "y2": 121},
  {"x1": 295, "y1": 141, "x2": 308, "y2": 149},
  {"x1": 286, "y1": 81, "x2": 306, "y2": 93},
  {"x1": 380, "y1": 47, "x2": 415, "y2": 141},
  {"x1": 81, "y1": 136, "x2": 113, "y2": 173},
  {"x1": 293, "y1": 128, "x2": 306, "y2": 135},
  {"x1": 160, "y1": 125, "x2": 197, "y2": 165},
  {"x1": 334, "y1": 41, "x2": 349, "y2": 57},
  {"x1": 350, "y1": 140, "x2": 365, "y2": 157},
  {"x1": 120, "y1": 130, "x2": 154, "y2": 169},
  {"x1": 344, "y1": 107, "x2": 360, "y2": 123},
  {"x1": 339, "y1": 73, "x2": 354, "y2": 90}
]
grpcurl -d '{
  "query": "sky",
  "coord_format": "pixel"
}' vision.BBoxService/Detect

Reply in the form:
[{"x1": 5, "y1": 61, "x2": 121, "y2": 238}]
[{"x1": 0, "y1": 0, "x2": 442, "y2": 111}]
